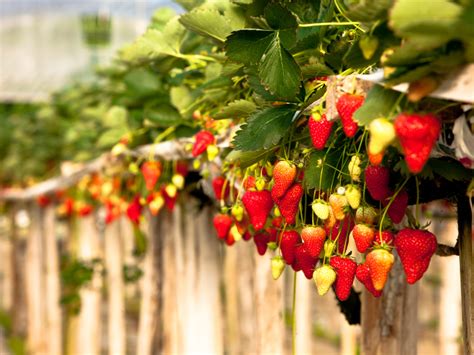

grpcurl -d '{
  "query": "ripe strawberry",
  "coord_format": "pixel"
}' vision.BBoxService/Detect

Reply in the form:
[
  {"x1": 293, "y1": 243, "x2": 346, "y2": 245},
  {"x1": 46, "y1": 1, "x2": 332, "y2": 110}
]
[
  {"x1": 394, "y1": 113, "x2": 441, "y2": 173},
  {"x1": 355, "y1": 206, "x2": 378, "y2": 225},
  {"x1": 242, "y1": 190, "x2": 273, "y2": 231},
  {"x1": 212, "y1": 176, "x2": 230, "y2": 200},
  {"x1": 301, "y1": 226, "x2": 326, "y2": 258},
  {"x1": 365, "y1": 165, "x2": 392, "y2": 201},
  {"x1": 271, "y1": 256, "x2": 286, "y2": 280},
  {"x1": 395, "y1": 228, "x2": 437, "y2": 284},
  {"x1": 243, "y1": 176, "x2": 256, "y2": 191},
  {"x1": 280, "y1": 230, "x2": 300, "y2": 265},
  {"x1": 313, "y1": 265, "x2": 337, "y2": 296},
  {"x1": 366, "y1": 248, "x2": 394, "y2": 291},
  {"x1": 126, "y1": 196, "x2": 142, "y2": 225},
  {"x1": 384, "y1": 189, "x2": 408, "y2": 224},
  {"x1": 77, "y1": 203, "x2": 93, "y2": 217},
  {"x1": 326, "y1": 218, "x2": 355, "y2": 254},
  {"x1": 312, "y1": 199, "x2": 330, "y2": 220},
  {"x1": 308, "y1": 113, "x2": 334, "y2": 150},
  {"x1": 213, "y1": 213, "x2": 233, "y2": 239},
  {"x1": 271, "y1": 160, "x2": 297, "y2": 199},
  {"x1": 329, "y1": 256, "x2": 357, "y2": 301},
  {"x1": 242, "y1": 231, "x2": 252, "y2": 241},
  {"x1": 293, "y1": 244, "x2": 318, "y2": 279},
  {"x1": 225, "y1": 232, "x2": 236, "y2": 246},
  {"x1": 161, "y1": 185, "x2": 177, "y2": 211},
  {"x1": 368, "y1": 118, "x2": 396, "y2": 155},
  {"x1": 141, "y1": 161, "x2": 162, "y2": 191},
  {"x1": 356, "y1": 263, "x2": 382, "y2": 297},
  {"x1": 192, "y1": 130, "x2": 215, "y2": 157},
  {"x1": 266, "y1": 227, "x2": 278, "y2": 244},
  {"x1": 37, "y1": 195, "x2": 51, "y2": 207},
  {"x1": 254, "y1": 232, "x2": 269, "y2": 255},
  {"x1": 329, "y1": 193, "x2": 348, "y2": 220},
  {"x1": 352, "y1": 224, "x2": 375, "y2": 253},
  {"x1": 345, "y1": 185, "x2": 361, "y2": 209},
  {"x1": 374, "y1": 230, "x2": 394, "y2": 246},
  {"x1": 336, "y1": 93, "x2": 364, "y2": 138},
  {"x1": 275, "y1": 183, "x2": 303, "y2": 225}
]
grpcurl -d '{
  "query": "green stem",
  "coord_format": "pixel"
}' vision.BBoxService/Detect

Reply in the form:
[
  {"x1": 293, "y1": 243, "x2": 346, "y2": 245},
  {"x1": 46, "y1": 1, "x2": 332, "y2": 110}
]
[{"x1": 298, "y1": 21, "x2": 360, "y2": 28}]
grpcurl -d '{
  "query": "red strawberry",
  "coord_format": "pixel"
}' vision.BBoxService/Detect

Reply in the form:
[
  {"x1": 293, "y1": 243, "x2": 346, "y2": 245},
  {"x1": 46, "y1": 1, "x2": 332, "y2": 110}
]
[
  {"x1": 329, "y1": 256, "x2": 357, "y2": 301},
  {"x1": 37, "y1": 195, "x2": 51, "y2": 207},
  {"x1": 242, "y1": 231, "x2": 252, "y2": 241},
  {"x1": 225, "y1": 232, "x2": 236, "y2": 246},
  {"x1": 326, "y1": 217, "x2": 355, "y2": 254},
  {"x1": 384, "y1": 189, "x2": 408, "y2": 224},
  {"x1": 356, "y1": 263, "x2": 382, "y2": 297},
  {"x1": 374, "y1": 230, "x2": 394, "y2": 246},
  {"x1": 271, "y1": 160, "x2": 297, "y2": 199},
  {"x1": 365, "y1": 165, "x2": 392, "y2": 201},
  {"x1": 336, "y1": 93, "x2": 364, "y2": 138},
  {"x1": 254, "y1": 232, "x2": 270, "y2": 255},
  {"x1": 394, "y1": 113, "x2": 441, "y2": 173},
  {"x1": 275, "y1": 183, "x2": 303, "y2": 225},
  {"x1": 266, "y1": 227, "x2": 278, "y2": 243},
  {"x1": 192, "y1": 130, "x2": 215, "y2": 157},
  {"x1": 394, "y1": 228, "x2": 437, "y2": 284},
  {"x1": 243, "y1": 176, "x2": 256, "y2": 191},
  {"x1": 161, "y1": 185, "x2": 177, "y2": 211},
  {"x1": 126, "y1": 196, "x2": 142, "y2": 225},
  {"x1": 308, "y1": 113, "x2": 334, "y2": 150},
  {"x1": 280, "y1": 230, "x2": 300, "y2": 265},
  {"x1": 301, "y1": 226, "x2": 326, "y2": 258},
  {"x1": 242, "y1": 190, "x2": 273, "y2": 231},
  {"x1": 141, "y1": 161, "x2": 162, "y2": 191},
  {"x1": 352, "y1": 224, "x2": 375, "y2": 253},
  {"x1": 293, "y1": 244, "x2": 317, "y2": 279},
  {"x1": 77, "y1": 203, "x2": 93, "y2": 217},
  {"x1": 212, "y1": 176, "x2": 230, "y2": 200},
  {"x1": 366, "y1": 248, "x2": 394, "y2": 291},
  {"x1": 213, "y1": 214, "x2": 232, "y2": 239}
]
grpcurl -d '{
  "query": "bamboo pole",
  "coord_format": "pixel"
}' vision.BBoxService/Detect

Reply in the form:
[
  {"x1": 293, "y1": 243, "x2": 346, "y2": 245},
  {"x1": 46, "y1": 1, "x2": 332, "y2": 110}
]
[
  {"x1": 75, "y1": 213, "x2": 102, "y2": 355},
  {"x1": 104, "y1": 219, "x2": 126, "y2": 355},
  {"x1": 25, "y1": 205, "x2": 47, "y2": 354},
  {"x1": 43, "y1": 205, "x2": 62, "y2": 355}
]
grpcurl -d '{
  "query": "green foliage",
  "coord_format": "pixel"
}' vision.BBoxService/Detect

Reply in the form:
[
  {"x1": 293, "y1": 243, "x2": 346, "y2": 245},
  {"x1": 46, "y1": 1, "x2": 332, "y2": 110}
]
[
  {"x1": 232, "y1": 106, "x2": 296, "y2": 151},
  {"x1": 303, "y1": 149, "x2": 341, "y2": 190}
]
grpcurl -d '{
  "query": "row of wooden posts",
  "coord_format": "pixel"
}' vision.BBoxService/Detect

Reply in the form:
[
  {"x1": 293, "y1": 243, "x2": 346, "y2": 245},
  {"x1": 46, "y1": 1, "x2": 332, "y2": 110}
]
[{"x1": 0, "y1": 195, "x2": 471, "y2": 354}]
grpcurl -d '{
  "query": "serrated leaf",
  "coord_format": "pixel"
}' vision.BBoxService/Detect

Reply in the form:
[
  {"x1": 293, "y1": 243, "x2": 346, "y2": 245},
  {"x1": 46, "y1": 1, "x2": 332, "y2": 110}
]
[
  {"x1": 353, "y1": 85, "x2": 405, "y2": 126},
  {"x1": 303, "y1": 149, "x2": 340, "y2": 190},
  {"x1": 215, "y1": 99, "x2": 257, "y2": 119},
  {"x1": 300, "y1": 56, "x2": 333, "y2": 78},
  {"x1": 225, "y1": 29, "x2": 274, "y2": 65},
  {"x1": 346, "y1": 0, "x2": 393, "y2": 22},
  {"x1": 232, "y1": 106, "x2": 296, "y2": 151},
  {"x1": 264, "y1": 3, "x2": 298, "y2": 29},
  {"x1": 179, "y1": 4, "x2": 245, "y2": 43},
  {"x1": 259, "y1": 32, "x2": 302, "y2": 100}
]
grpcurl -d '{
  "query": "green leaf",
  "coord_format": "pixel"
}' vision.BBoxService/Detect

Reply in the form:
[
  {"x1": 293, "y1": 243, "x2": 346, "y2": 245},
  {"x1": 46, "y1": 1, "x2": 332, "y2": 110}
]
[
  {"x1": 232, "y1": 106, "x2": 296, "y2": 151},
  {"x1": 345, "y1": 0, "x2": 393, "y2": 22},
  {"x1": 300, "y1": 56, "x2": 333, "y2": 78},
  {"x1": 103, "y1": 106, "x2": 127, "y2": 128},
  {"x1": 264, "y1": 3, "x2": 298, "y2": 29},
  {"x1": 353, "y1": 85, "x2": 404, "y2": 125},
  {"x1": 389, "y1": 0, "x2": 462, "y2": 50},
  {"x1": 214, "y1": 99, "x2": 257, "y2": 119},
  {"x1": 96, "y1": 127, "x2": 129, "y2": 148},
  {"x1": 303, "y1": 149, "x2": 340, "y2": 190},
  {"x1": 225, "y1": 29, "x2": 274, "y2": 65},
  {"x1": 170, "y1": 86, "x2": 194, "y2": 113},
  {"x1": 144, "y1": 104, "x2": 185, "y2": 127},
  {"x1": 123, "y1": 68, "x2": 163, "y2": 96},
  {"x1": 428, "y1": 158, "x2": 474, "y2": 182},
  {"x1": 258, "y1": 32, "x2": 302, "y2": 100},
  {"x1": 179, "y1": 3, "x2": 245, "y2": 43},
  {"x1": 225, "y1": 149, "x2": 275, "y2": 168}
]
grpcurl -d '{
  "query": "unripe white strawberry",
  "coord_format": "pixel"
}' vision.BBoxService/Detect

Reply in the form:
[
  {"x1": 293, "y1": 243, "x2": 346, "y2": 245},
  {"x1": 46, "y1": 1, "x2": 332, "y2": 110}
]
[
  {"x1": 207, "y1": 144, "x2": 219, "y2": 161},
  {"x1": 171, "y1": 174, "x2": 185, "y2": 189},
  {"x1": 312, "y1": 199, "x2": 330, "y2": 220},
  {"x1": 345, "y1": 184, "x2": 361, "y2": 209},
  {"x1": 368, "y1": 118, "x2": 395, "y2": 155},
  {"x1": 271, "y1": 256, "x2": 285, "y2": 280},
  {"x1": 313, "y1": 265, "x2": 336, "y2": 295}
]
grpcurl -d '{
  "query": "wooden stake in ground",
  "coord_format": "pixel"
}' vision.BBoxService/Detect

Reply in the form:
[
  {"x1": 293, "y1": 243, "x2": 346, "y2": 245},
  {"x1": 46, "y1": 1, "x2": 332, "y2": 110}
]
[
  {"x1": 104, "y1": 218, "x2": 126, "y2": 355},
  {"x1": 43, "y1": 205, "x2": 62, "y2": 355},
  {"x1": 75, "y1": 213, "x2": 102, "y2": 355}
]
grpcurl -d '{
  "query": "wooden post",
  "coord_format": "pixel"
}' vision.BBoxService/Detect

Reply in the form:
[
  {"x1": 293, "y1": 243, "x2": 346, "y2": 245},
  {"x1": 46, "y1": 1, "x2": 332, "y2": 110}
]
[
  {"x1": 361, "y1": 257, "x2": 418, "y2": 355},
  {"x1": 104, "y1": 219, "x2": 126, "y2": 355},
  {"x1": 75, "y1": 213, "x2": 102, "y2": 355},
  {"x1": 136, "y1": 214, "x2": 159, "y2": 355},
  {"x1": 295, "y1": 273, "x2": 313, "y2": 355},
  {"x1": 457, "y1": 195, "x2": 473, "y2": 355},
  {"x1": 43, "y1": 205, "x2": 62, "y2": 355},
  {"x1": 25, "y1": 205, "x2": 47, "y2": 354},
  {"x1": 253, "y1": 251, "x2": 285, "y2": 354}
]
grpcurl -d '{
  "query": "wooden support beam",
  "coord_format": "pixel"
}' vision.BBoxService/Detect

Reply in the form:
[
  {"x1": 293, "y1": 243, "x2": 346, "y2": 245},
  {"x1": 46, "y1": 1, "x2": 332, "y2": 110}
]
[{"x1": 457, "y1": 195, "x2": 473, "y2": 355}]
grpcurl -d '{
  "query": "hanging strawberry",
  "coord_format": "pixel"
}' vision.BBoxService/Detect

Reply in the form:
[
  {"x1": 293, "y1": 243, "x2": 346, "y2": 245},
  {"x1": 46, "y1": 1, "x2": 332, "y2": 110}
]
[
  {"x1": 336, "y1": 93, "x2": 364, "y2": 138},
  {"x1": 141, "y1": 161, "x2": 162, "y2": 191},
  {"x1": 308, "y1": 113, "x2": 333, "y2": 150},
  {"x1": 192, "y1": 130, "x2": 215, "y2": 157}
]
